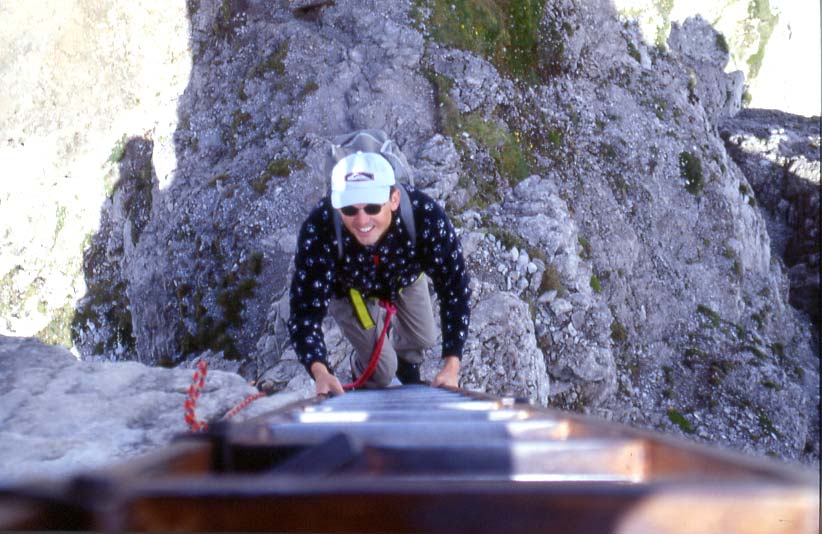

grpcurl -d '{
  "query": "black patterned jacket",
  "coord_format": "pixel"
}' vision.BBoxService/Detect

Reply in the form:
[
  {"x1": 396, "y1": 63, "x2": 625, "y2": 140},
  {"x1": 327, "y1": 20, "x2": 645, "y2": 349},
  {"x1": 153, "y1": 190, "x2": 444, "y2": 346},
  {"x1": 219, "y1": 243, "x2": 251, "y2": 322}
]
[{"x1": 287, "y1": 187, "x2": 471, "y2": 374}]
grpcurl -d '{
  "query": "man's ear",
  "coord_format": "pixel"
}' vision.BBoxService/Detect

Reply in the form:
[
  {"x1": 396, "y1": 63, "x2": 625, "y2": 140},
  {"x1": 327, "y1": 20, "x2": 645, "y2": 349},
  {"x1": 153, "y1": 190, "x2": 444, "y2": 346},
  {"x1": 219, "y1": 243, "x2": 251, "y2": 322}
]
[{"x1": 389, "y1": 188, "x2": 401, "y2": 211}]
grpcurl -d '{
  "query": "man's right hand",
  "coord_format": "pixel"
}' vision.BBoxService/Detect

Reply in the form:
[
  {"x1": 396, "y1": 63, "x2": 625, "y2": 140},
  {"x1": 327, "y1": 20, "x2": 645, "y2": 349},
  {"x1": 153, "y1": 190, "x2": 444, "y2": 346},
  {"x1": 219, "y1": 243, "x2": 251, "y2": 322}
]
[{"x1": 310, "y1": 362, "x2": 345, "y2": 395}]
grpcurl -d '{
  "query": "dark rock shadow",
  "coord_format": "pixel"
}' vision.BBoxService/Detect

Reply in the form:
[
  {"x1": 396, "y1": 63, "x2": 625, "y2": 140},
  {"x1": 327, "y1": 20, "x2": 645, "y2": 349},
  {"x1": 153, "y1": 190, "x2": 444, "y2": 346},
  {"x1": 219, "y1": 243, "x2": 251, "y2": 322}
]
[
  {"x1": 720, "y1": 109, "x2": 821, "y2": 334},
  {"x1": 72, "y1": 137, "x2": 154, "y2": 360}
]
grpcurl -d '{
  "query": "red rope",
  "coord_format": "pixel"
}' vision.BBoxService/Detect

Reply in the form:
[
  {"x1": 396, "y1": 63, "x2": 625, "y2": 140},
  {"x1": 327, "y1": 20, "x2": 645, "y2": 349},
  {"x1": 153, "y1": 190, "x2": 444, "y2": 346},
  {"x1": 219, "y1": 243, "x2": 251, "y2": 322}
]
[
  {"x1": 184, "y1": 299, "x2": 397, "y2": 430},
  {"x1": 342, "y1": 300, "x2": 396, "y2": 390},
  {"x1": 183, "y1": 361, "x2": 268, "y2": 432},
  {"x1": 223, "y1": 392, "x2": 267, "y2": 420},
  {"x1": 184, "y1": 361, "x2": 209, "y2": 432}
]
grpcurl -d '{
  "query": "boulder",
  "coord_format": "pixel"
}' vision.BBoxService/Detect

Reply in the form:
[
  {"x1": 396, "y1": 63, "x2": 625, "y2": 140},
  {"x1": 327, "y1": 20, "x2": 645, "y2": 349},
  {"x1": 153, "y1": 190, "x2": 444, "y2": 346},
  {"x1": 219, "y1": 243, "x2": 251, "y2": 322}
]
[
  {"x1": 0, "y1": 335, "x2": 306, "y2": 483},
  {"x1": 441, "y1": 290, "x2": 550, "y2": 406}
]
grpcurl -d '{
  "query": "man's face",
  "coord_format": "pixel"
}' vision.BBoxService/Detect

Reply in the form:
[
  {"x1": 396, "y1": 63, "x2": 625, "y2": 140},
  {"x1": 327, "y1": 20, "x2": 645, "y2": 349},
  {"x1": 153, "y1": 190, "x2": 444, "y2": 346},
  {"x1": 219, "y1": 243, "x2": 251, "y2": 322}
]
[{"x1": 339, "y1": 188, "x2": 401, "y2": 246}]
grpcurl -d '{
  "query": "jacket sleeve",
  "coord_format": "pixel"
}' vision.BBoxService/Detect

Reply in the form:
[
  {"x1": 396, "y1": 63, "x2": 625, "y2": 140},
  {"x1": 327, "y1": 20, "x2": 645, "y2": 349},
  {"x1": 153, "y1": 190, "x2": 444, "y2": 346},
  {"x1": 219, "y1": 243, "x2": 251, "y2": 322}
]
[
  {"x1": 416, "y1": 197, "x2": 471, "y2": 359},
  {"x1": 287, "y1": 205, "x2": 336, "y2": 374}
]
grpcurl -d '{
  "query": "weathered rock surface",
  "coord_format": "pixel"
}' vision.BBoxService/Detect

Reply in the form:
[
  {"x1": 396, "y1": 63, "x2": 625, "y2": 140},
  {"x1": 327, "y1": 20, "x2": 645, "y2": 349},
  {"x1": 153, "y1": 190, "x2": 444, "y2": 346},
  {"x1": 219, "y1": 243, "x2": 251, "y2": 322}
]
[
  {"x1": 0, "y1": 335, "x2": 306, "y2": 482},
  {"x1": 1, "y1": 0, "x2": 819, "y2": 480},
  {"x1": 667, "y1": 16, "x2": 745, "y2": 123},
  {"x1": 446, "y1": 288, "x2": 550, "y2": 406},
  {"x1": 720, "y1": 109, "x2": 821, "y2": 327}
]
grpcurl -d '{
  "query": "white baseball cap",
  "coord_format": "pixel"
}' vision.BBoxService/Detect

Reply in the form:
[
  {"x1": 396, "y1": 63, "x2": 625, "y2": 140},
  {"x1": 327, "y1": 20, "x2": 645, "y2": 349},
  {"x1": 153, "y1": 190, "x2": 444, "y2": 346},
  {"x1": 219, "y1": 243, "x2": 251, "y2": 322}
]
[{"x1": 330, "y1": 151, "x2": 396, "y2": 208}]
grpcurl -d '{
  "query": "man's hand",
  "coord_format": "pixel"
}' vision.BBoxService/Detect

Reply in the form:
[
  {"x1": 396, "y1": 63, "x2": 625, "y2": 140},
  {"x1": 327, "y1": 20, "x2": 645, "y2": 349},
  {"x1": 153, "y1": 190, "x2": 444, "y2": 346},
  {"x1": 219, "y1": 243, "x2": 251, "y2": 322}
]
[
  {"x1": 431, "y1": 355, "x2": 460, "y2": 388},
  {"x1": 310, "y1": 362, "x2": 345, "y2": 395}
]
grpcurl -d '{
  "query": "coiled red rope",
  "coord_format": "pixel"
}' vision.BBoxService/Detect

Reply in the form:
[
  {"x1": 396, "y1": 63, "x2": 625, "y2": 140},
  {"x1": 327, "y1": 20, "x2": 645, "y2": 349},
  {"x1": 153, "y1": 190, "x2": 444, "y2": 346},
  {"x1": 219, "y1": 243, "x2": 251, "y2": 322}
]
[
  {"x1": 184, "y1": 361, "x2": 209, "y2": 431},
  {"x1": 342, "y1": 300, "x2": 396, "y2": 390},
  {"x1": 184, "y1": 360, "x2": 267, "y2": 432}
]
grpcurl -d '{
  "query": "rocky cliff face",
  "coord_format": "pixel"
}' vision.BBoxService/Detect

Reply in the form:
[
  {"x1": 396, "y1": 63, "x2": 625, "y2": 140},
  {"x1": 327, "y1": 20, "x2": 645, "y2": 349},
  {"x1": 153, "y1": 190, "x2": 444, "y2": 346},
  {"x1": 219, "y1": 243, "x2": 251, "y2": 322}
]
[
  {"x1": 720, "y1": 109, "x2": 820, "y2": 327},
  {"x1": 1, "y1": 0, "x2": 818, "y2": 477}
]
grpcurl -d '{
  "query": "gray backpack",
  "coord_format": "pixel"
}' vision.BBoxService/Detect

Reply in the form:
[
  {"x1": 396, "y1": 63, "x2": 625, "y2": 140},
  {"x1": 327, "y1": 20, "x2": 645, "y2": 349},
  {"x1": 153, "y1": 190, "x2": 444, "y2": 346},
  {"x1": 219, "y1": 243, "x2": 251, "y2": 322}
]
[{"x1": 324, "y1": 130, "x2": 416, "y2": 258}]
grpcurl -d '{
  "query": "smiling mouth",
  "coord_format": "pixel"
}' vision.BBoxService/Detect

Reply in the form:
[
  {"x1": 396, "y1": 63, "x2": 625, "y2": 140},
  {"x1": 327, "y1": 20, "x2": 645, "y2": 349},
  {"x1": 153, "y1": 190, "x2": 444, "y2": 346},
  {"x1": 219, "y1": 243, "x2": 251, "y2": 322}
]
[{"x1": 357, "y1": 225, "x2": 375, "y2": 234}]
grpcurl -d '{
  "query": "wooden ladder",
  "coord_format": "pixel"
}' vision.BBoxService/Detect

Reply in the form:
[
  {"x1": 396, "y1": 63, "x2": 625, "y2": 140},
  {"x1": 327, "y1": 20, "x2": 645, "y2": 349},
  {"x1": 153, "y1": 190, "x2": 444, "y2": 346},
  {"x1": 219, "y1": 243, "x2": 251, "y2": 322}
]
[{"x1": 1, "y1": 385, "x2": 818, "y2": 532}]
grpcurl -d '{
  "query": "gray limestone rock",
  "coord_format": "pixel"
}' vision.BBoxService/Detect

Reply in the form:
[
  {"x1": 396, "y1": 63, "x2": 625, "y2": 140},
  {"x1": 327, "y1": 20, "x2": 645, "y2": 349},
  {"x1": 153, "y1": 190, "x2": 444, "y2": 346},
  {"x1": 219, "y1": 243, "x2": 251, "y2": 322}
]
[
  {"x1": 413, "y1": 134, "x2": 462, "y2": 202},
  {"x1": 668, "y1": 16, "x2": 745, "y2": 122},
  {"x1": 0, "y1": 335, "x2": 304, "y2": 483},
  {"x1": 456, "y1": 291, "x2": 550, "y2": 406}
]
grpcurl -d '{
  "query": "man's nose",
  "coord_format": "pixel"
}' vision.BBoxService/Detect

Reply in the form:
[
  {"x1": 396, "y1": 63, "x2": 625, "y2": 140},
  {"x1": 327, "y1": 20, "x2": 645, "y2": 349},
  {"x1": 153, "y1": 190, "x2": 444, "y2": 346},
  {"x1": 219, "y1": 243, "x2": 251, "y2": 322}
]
[{"x1": 353, "y1": 209, "x2": 370, "y2": 224}]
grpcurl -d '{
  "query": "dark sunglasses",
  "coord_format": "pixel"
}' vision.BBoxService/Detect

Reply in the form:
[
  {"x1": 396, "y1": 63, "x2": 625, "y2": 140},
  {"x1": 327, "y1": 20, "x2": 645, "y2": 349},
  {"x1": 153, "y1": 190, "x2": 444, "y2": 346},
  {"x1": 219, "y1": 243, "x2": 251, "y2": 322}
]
[{"x1": 340, "y1": 203, "x2": 384, "y2": 217}]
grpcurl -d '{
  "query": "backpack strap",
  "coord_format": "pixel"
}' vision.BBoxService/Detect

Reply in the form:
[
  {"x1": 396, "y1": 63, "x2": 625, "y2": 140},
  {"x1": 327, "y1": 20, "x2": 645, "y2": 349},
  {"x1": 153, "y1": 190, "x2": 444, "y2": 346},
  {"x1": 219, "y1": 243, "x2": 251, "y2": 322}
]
[
  {"x1": 396, "y1": 183, "x2": 416, "y2": 246},
  {"x1": 332, "y1": 184, "x2": 417, "y2": 261},
  {"x1": 334, "y1": 208, "x2": 344, "y2": 260}
]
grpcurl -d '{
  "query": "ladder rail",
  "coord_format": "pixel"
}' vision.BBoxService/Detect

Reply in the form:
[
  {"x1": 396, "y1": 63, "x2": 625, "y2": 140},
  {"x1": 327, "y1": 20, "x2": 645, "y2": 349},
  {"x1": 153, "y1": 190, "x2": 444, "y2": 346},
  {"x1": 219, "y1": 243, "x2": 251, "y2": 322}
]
[{"x1": 1, "y1": 385, "x2": 817, "y2": 533}]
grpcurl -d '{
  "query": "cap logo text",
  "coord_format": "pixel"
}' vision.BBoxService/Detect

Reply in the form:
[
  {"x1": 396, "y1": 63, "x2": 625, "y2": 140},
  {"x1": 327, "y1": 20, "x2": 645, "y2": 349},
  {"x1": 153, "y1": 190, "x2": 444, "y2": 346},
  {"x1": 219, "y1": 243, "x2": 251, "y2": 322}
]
[{"x1": 345, "y1": 172, "x2": 375, "y2": 182}]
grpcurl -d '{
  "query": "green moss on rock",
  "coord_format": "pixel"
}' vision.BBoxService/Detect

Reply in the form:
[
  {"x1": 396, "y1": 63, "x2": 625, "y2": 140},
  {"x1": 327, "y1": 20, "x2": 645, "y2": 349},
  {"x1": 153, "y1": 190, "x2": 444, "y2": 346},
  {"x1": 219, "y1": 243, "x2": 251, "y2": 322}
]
[
  {"x1": 109, "y1": 135, "x2": 127, "y2": 163},
  {"x1": 696, "y1": 304, "x2": 720, "y2": 327},
  {"x1": 679, "y1": 151, "x2": 704, "y2": 195},
  {"x1": 538, "y1": 264, "x2": 563, "y2": 295},
  {"x1": 461, "y1": 115, "x2": 532, "y2": 185},
  {"x1": 425, "y1": 69, "x2": 534, "y2": 209},
  {"x1": 71, "y1": 280, "x2": 135, "y2": 354},
  {"x1": 247, "y1": 41, "x2": 289, "y2": 78},
  {"x1": 610, "y1": 320, "x2": 628, "y2": 343},
  {"x1": 715, "y1": 32, "x2": 729, "y2": 55},
  {"x1": 252, "y1": 158, "x2": 306, "y2": 194},
  {"x1": 422, "y1": 0, "x2": 547, "y2": 82},
  {"x1": 577, "y1": 236, "x2": 591, "y2": 259},
  {"x1": 179, "y1": 252, "x2": 264, "y2": 361},
  {"x1": 35, "y1": 302, "x2": 75, "y2": 348},
  {"x1": 667, "y1": 408, "x2": 695, "y2": 433}
]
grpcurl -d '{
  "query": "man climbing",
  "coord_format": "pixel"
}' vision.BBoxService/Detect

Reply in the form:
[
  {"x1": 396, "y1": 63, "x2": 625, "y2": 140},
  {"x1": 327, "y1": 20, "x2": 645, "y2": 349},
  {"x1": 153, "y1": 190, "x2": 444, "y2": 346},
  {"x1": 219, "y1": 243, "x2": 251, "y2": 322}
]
[{"x1": 287, "y1": 130, "x2": 471, "y2": 395}]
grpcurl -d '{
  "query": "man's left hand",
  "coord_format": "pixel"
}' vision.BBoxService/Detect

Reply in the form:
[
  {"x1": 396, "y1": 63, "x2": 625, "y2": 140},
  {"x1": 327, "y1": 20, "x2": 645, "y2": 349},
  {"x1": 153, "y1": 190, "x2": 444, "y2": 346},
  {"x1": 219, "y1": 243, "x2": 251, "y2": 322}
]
[{"x1": 431, "y1": 355, "x2": 460, "y2": 388}]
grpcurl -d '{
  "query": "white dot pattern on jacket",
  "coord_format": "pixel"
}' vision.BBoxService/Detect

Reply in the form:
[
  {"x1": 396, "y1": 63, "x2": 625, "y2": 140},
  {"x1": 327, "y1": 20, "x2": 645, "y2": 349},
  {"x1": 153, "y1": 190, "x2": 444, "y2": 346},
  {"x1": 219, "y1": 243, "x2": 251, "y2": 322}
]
[{"x1": 288, "y1": 187, "x2": 471, "y2": 372}]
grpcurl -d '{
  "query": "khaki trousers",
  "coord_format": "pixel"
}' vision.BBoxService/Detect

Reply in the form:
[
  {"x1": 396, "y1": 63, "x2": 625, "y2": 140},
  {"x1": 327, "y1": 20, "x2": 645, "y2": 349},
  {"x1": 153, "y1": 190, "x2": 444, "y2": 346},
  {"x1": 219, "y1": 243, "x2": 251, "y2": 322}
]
[{"x1": 329, "y1": 275, "x2": 437, "y2": 388}]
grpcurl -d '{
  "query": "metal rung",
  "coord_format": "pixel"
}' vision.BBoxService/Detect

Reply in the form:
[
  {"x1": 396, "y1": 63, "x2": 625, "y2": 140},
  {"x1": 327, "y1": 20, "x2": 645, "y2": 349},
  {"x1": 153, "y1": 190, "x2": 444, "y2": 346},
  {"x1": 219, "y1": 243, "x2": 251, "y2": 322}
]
[
  {"x1": 317, "y1": 386, "x2": 472, "y2": 408},
  {"x1": 295, "y1": 408, "x2": 526, "y2": 423},
  {"x1": 267, "y1": 421, "x2": 513, "y2": 446},
  {"x1": 512, "y1": 439, "x2": 647, "y2": 481}
]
